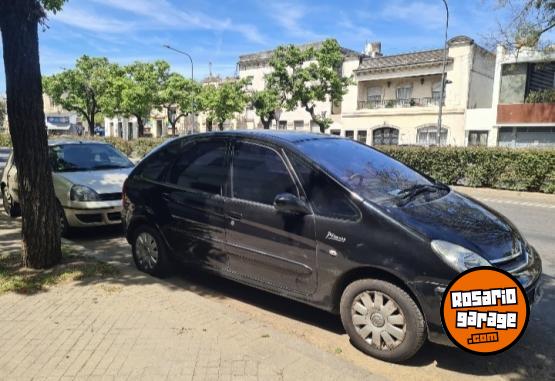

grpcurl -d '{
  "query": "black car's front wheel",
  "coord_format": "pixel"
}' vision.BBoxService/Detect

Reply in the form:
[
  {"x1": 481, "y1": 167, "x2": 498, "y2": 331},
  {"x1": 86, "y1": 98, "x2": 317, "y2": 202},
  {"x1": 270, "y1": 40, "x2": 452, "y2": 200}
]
[
  {"x1": 340, "y1": 279, "x2": 426, "y2": 363},
  {"x1": 131, "y1": 225, "x2": 170, "y2": 278}
]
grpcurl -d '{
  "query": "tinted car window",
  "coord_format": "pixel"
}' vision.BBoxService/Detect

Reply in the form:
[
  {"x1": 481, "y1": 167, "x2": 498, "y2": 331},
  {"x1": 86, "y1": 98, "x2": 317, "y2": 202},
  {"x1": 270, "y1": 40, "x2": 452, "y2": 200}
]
[
  {"x1": 290, "y1": 155, "x2": 359, "y2": 220},
  {"x1": 49, "y1": 143, "x2": 133, "y2": 172},
  {"x1": 136, "y1": 140, "x2": 182, "y2": 181},
  {"x1": 295, "y1": 138, "x2": 440, "y2": 206},
  {"x1": 232, "y1": 142, "x2": 297, "y2": 205},
  {"x1": 168, "y1": 140, "x2": 228, "y2": 195}
]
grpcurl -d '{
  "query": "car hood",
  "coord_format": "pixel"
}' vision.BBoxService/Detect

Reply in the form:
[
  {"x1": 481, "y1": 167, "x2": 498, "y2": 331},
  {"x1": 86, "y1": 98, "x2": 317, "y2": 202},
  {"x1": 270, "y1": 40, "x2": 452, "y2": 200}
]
[
  {"x1": 55, "y1": 167, "x2": 132, "y2": 194},
  {"x1": 385, "y1": 191, "x2": 521, "y2": 263}
]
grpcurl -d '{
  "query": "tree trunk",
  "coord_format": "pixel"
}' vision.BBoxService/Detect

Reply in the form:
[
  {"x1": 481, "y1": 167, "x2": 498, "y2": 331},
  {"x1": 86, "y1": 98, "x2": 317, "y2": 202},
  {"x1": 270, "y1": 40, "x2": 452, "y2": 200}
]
[
  {"x1": 218, "y1": 122, "x2": 224, "y2": 131},
  {"x1": 206, "y1": 119, "x2": 213, "y2": 132},
  {"x1": 0, "y1": 0, "x2": 61, "y2": 268},
  {"x1": 261, "y1": 116, "x2": 272, "y2": 129},
  {"x1": 88, "y1": 113, "x2": 95, "y2": 136},
  {"x1": 136, "y1": 116, "x2": 144, "y2": 137}
]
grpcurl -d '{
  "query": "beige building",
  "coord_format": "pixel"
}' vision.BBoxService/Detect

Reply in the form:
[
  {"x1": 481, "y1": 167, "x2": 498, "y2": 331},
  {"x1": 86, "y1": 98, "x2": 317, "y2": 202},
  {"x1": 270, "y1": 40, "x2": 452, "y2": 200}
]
[{"x1": 229, "y1": 36, "x2": 496, "y2": 147}]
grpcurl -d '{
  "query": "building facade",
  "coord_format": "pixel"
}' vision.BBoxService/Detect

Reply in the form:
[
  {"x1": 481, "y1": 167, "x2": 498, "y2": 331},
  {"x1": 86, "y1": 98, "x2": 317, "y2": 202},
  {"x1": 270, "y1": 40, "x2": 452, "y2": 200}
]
[
  {"x1": 230, "y1": 36, "x2": 496, "y2": 147},
  {"x1": 465, "y1": 46, "x2": 555, "y2": 147}
]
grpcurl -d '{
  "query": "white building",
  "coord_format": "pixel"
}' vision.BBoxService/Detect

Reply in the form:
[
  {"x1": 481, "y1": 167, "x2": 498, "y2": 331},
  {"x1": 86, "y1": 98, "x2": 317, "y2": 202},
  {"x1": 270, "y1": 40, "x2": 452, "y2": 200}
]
[
  {"x1": 465, "y1": 46, "x2": 555, "y2": 147},
  {"x1": 231, "y1": 36, "x2": 496, "y2": 147}
]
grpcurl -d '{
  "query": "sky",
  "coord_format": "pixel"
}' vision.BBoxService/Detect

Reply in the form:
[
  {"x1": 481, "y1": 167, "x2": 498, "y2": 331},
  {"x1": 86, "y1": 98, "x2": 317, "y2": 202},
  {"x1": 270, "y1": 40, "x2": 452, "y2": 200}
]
[{"x1": 0, "y1": 0, "x2": 511, "y2": 93}]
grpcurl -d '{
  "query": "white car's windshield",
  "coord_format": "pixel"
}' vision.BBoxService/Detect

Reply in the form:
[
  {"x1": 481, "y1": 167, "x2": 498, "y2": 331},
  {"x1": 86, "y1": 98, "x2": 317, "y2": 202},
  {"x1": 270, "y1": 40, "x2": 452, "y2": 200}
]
[
  {"x1": 49, "y1": 143, "x2": 133, "y2": 172},
  {"x1": 295, "y1": 138, "x2": 447, "y2": 206}
]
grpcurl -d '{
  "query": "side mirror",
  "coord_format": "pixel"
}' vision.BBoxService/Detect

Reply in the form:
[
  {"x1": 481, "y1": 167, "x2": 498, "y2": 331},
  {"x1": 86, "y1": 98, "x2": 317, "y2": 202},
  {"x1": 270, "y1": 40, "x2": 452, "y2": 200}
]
[{"x1": 273, "y1": 193, "x2": 311, "y2": 215}]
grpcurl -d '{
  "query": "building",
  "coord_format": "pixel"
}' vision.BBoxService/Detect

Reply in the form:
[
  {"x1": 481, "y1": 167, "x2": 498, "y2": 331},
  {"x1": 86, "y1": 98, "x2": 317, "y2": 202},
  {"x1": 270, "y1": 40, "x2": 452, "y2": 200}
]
[
  {"x1": 231, "y1": 36, "x2": 495, "y2": 147},
  {"x1": 465, "y1": 46, "x2": 555, "y2": 147},
  {"x1": 43, "y1": 94, "x2": 82, "y2": 135}
]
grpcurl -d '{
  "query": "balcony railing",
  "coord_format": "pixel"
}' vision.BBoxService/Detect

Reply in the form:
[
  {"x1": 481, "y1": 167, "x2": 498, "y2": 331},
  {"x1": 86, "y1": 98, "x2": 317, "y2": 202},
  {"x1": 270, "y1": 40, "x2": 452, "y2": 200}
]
[{"x1": 357, "y1": 97, "x2": 443, "y2": 110}]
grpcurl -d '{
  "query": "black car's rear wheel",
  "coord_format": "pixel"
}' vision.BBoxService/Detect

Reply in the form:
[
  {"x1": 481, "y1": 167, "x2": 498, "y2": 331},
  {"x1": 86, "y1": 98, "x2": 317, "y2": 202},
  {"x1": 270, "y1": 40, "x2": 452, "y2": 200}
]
[
  {"x1": 340, "y1": 279, "x2": 426, "y2": 363},
  {"x1": 2, "y1": 187, "x2": 21, "y2": 218},
  {"x1": 131, "y1": 225, "x2": 170, "y2": 277}
]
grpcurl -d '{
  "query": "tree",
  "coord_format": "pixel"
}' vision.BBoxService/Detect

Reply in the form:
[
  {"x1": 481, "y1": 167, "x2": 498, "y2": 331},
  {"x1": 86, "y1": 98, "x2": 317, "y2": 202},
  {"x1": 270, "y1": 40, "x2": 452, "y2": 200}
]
[
  {"x1": 200, "y1": 78, "x2": 251, "y2": 131},
  {"x1": 251, "y1": 89, "x2": 280, "y2": 129},
  {"x1": 493, "y1": 0, "x2": 554, "y2": 50},
  {"x1": 158, "y1": 73, "x2": 200, "y2": 135},
  {"x1": 0, "y1": 0, "x2": 66, "y2": 268},
  {"x1": 265, "y1": 39, "x2": 351, "y2": 133},
  {"x1": 103, "y1": 61, "x2": 170, "y2": 137},
  {"x1": 0, "y1": 97, "x2": 6, "y2": 129},
  {"x1": 43, "y1": 56, "x2": 114, "y2": 135}
]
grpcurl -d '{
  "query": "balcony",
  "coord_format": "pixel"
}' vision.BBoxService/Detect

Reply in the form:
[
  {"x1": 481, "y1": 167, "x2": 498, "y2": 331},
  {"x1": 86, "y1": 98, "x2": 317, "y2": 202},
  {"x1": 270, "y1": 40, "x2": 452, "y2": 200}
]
[
  {"x1": 497, "y1": 103, "x2": 555, "y2": 124},
  {"x1": 357, "y1": 97, "x2": 443, "y2": 110}
]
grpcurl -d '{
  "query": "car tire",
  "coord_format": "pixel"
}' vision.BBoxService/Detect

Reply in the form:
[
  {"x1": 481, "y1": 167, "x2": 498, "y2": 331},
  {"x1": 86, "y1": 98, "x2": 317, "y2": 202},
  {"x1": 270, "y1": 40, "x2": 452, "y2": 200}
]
[
  {"x1": 58, "y1": 204, "x2": 72, "y2": 238},
  {"x1": 131, "y1": 225, "x2": 171, "y2": 278},
  {"x1": 2, "y1": 187, "x2": 21, "y2": 218},
  {"x1": 340, "y1": 279, "x2": 426, "y2": 363}
]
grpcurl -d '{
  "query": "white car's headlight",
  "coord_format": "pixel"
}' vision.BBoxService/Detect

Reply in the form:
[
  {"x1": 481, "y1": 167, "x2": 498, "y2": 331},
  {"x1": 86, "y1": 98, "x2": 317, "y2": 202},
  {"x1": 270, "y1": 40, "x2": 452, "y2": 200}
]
[
  {"x1": 70, "y1": 185, "x2": 99, "y2": 202},
  {"x1": 431, "y1": 240, "x2": 491, "y2": 273}
]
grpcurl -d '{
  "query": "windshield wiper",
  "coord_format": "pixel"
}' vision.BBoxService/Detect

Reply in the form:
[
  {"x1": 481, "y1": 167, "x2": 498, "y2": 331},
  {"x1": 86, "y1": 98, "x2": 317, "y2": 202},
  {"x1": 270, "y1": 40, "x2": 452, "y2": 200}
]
[{"x1": 396, "y1": 183, "x2": 448, "y2": 207}]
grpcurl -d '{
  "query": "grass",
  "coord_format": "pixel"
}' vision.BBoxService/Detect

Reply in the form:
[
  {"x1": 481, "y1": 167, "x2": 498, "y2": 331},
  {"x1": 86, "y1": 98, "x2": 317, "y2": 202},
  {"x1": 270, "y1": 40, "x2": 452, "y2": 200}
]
[{"x1": 0, "y1": 247, "x2": 119, "y2": 295}]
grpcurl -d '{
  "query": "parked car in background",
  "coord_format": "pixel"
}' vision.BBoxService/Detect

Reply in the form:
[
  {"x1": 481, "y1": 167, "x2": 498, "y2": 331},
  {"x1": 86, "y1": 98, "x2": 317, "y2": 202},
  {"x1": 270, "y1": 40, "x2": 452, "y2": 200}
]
[
  {"x1": 122, "y1": 131, "x2": 542, "y2": 362},
  {"x1": 1, "y1": 140, "x2": 134, "y2": 235}
]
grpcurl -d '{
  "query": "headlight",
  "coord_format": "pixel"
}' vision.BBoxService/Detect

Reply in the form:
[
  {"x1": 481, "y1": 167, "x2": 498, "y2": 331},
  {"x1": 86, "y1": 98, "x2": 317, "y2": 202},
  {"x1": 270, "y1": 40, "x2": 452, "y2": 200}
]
[
  {"x1": 70, "y1": 185, "x2": 99, "y2": 202},
  {"x1": 431, "y1": 240, "x2": 491, "y2": 273}
]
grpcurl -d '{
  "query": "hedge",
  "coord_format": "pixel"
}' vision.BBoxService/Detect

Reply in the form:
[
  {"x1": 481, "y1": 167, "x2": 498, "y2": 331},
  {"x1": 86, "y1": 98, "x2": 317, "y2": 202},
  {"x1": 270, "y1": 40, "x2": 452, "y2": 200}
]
[
  {"x1": 378, "y1": 146, "x2": 555, "y2": 194},
  {"x1": 1, "y1": 133, "x2": 554, "y2": 193}
]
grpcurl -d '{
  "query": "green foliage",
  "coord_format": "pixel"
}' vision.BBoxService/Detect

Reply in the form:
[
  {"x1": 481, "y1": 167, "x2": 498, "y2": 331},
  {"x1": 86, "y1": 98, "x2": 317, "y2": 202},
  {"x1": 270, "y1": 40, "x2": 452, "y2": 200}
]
[
  {"x1": 378, "y1": 146, "x2": 555, "y2": 193},
  {"x1": 0, "y1": 97, "x2": 6, "y2": 128},
  {"x1": 265, "y1": 39, "x2": 351, "y2": 132},
  {"x1": 0, "y1": 133, "x2": 11, "y2": 147},
  {"x1": 200, "y1": 78, "x2": 251, "y2": 129},
  {"x1": 525, "y1": 88, "x2": 555, "y2": 103},
  {"x1": 158, "y1": 73, "x2": 201, "y2": 130},
  {"x1": 251, "y1": 89, "x2": 280, "y2": 128},
  {"x1": 40, "y1": 0, "x2": 67, "y2": 12},
  {"x1": 43, "y1": 56, "x2": 116, "y2": 131}
]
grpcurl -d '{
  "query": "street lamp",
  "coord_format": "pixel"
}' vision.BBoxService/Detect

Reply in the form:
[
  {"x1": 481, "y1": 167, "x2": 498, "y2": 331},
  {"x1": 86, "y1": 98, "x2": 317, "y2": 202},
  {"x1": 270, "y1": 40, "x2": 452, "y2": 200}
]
[
  {"x1": 274, "y1": 108, "x2": 282, "y2": 130},
  {"x1": 163, "y1": 44, "x2": 195, "y2": 135},
  {"x1": 437, "y1": 0, "x2": 449, "y2": 146}
]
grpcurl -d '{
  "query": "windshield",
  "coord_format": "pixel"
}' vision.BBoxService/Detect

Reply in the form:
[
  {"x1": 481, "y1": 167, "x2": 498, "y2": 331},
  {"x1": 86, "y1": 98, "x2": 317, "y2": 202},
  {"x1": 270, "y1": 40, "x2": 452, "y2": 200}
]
[
  {"x1": 296, "y1": 138, "x2": 444, "y2": 206},
  {"x1": 49, "y1": 143, "x2": 134, "y2": 172}
]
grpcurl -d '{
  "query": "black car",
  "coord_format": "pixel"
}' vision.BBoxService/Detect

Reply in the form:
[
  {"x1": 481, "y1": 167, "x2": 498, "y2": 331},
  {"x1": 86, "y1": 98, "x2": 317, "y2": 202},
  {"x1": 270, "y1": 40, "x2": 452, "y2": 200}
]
[{"x1": 122, "y1": 131, "x2": 542, "y2": 362}]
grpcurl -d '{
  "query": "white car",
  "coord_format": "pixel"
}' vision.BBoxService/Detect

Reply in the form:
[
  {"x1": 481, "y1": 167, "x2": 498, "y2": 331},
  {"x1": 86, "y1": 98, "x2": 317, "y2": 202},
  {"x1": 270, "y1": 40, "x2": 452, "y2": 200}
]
[{"x1": 1, "y1": 140, "x2": 134, "y2": 235}]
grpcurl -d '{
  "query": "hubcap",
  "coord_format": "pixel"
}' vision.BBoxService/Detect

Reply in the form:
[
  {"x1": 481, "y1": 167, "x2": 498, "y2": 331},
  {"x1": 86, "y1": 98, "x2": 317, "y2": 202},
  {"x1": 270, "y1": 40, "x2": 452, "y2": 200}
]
[
  {"x1": 135, "y1": 232, "x2": 159, "y2": 270},
  {"x1": 351, "y1": 291, "x2": 406, "y2": 351}
]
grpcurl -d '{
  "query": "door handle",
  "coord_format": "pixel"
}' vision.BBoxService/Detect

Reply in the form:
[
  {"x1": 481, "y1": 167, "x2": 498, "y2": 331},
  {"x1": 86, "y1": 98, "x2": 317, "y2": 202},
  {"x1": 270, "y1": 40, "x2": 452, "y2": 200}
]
[{"x1": 228, "y1": 211, "x2": 243, "y2": 221}]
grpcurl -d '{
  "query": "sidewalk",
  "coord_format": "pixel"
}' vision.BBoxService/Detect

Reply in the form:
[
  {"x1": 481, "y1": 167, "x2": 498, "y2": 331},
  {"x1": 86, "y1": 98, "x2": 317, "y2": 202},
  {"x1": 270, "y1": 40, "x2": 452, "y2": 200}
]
[
  {"x1": 452, "y1": 186, "x2": 555, "y2": 208},
  {"x1": 0, "y1": 206, "x2": 379, "y2": 381}
]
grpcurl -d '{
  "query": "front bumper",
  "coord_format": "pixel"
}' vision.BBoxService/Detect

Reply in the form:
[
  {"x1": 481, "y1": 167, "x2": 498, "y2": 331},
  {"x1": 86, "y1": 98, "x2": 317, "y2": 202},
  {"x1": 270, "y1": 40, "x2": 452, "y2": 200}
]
[
  {"x1": 63, "y1": 200, "x2": 123, "y2": 228},
  {"x1": 419, "y1": 246, "x2": 543, "y2": 347}
]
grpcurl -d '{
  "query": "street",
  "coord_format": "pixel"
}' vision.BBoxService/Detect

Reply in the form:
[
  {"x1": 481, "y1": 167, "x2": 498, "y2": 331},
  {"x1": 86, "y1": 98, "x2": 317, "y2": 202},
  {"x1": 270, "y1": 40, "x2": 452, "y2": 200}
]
[{"x1": 67, "y1": 187, "x2": 555, "y2": 381}]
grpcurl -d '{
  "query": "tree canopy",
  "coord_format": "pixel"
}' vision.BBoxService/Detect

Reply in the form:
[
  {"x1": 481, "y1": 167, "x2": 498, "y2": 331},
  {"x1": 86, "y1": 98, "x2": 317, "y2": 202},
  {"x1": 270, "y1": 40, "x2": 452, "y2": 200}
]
[
  {"x1": 43, "y1": 56, "x2": 115, "y2": 134},
  {"x1": 158, "y1": 73, "x2": 201, "y2": 134},
  {"x1": 200, "y1": 78, "x2": 251, "y2": 130},
  {"x1": 251, "y1": 89, "x2": 281, "y2": 129},
  {"x1": 265, "y1": 39, "x2": 351, "y2": 132},
  {"x1": 494, "y1": 0, "x2": 555, "y2": 50}
]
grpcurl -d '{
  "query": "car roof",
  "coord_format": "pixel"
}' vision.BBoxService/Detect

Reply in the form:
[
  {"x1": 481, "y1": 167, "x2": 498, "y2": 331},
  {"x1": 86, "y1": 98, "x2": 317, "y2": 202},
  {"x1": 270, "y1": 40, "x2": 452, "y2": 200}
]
[
  {"x1": 190, "y1": 130, "x2": 340, "y2": 148},
  {"x1": 48, "y1": 140, "x2": 107, "y2": 147}
]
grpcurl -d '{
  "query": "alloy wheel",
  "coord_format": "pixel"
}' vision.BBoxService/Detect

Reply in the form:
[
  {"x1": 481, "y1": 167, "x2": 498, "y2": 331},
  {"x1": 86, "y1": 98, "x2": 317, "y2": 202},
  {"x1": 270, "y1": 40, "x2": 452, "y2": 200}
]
[
  {"x1": 135, "y1": 232, "x2": 159, "y2": 270},
  {"x1": 351, "y1": 290, "x2": 406, "y2": 351}
]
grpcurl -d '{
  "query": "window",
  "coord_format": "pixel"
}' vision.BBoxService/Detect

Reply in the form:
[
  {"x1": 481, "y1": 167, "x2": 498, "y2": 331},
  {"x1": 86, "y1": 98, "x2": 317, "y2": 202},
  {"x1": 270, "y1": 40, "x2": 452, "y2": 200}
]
[
  {"x1": 357, "y1": 130, "x2": 368, "y2": 144},
  {"x1": 417, "y1": 126, "x2": 447, "y2": 146},
  {"x1": 279, "y1": 121, "x2": 287, "y2": 130},
  {"x1": 432, "y1": 81, "x2": 443, "y2": 102},
  {"x1": 345, "y1": 130, "x2": 354, "y2": 139},
  {"x1": 294, "y1": 120, "x2": 304, "y2": 130},
  {"x1": 310, "y1": 120, "x2": 319, "y2": 132},
  {"x1": 396, "y1": 84, "x2": 413, "y2": 105},
  {"x1": 290, "y1": 155, "x2": 359, "y2": 220},
  {"x1": 168, "y1": 140, "x2": 228, "y2": 195},
  {"x1": 367, "y1": 86, "x2": 382, "y2": 105},
  {"x1": 373, "y1": 127, "x2": 399, "y2": 145},
  {"x1": 127, "y1": 122, "x2": 133, "y2": 140},
  {"x1": 136, "y1": 140, "x2": 182, "y2": 181},
  {"x1": 330, "y1": 129, "x2": 341, "y2": 136},
  {"x1": 232, "y1": 143, "x2": 297, "y2": 205},
  {"x1": 468, "y1": 131, "x2": 488, "y2": 146}
]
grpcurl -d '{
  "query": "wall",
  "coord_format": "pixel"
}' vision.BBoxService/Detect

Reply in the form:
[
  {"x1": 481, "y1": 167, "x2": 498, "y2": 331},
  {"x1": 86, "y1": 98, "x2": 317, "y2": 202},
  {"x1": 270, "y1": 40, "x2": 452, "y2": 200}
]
[{"x1": 467, "y1": 47, "x2": 496, "y2": 108}]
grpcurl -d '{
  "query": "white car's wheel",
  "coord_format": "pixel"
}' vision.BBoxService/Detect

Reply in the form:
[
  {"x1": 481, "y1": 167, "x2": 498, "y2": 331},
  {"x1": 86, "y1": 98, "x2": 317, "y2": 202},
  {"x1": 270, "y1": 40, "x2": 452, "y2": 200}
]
[{"x1": 2, "y1": 187, "x2": 21, "y2": 218}]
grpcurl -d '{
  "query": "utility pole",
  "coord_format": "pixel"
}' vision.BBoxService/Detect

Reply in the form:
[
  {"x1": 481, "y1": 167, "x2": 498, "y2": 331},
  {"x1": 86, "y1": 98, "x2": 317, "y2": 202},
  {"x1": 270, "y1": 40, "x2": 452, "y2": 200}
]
[
  {"x1": 163, "y1": 45, "x2": 195, "y2": 134},
  {"x1": 437, "y1": 0, "x2": 449, "y2": 146}
]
